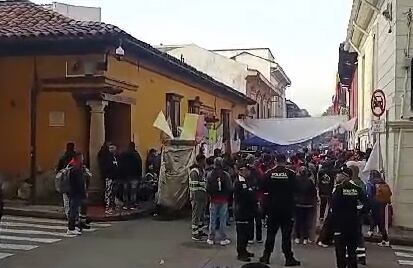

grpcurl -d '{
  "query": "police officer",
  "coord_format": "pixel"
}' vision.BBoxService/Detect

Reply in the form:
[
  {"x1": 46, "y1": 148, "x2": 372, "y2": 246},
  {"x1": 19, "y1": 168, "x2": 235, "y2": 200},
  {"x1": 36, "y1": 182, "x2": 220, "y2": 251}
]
[
  {"x1": 259, "y1": 154, "x2": 300, "y2": 266},
  {"x1": 234, "y1": 159, "x2": 257, "y2": 262},
  {"x1": 331, "y1": 167, "x2": 369, "y2": 268}
]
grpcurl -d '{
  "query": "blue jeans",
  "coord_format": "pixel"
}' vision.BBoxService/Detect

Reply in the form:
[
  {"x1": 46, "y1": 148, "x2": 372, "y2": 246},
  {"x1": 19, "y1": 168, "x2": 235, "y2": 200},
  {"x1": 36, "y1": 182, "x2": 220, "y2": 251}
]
[
  {"x1": 208, "y1": 202, "x2": 228, "y2": 241},
  {"x1": 68, "y1": 196, "x2": 82, "y2": 230}
]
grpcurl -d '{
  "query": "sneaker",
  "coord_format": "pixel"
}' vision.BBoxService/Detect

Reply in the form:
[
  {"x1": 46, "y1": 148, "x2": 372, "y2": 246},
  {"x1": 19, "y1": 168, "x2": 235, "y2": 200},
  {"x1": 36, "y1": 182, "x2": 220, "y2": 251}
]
[
  {"x1": 79, "y1": 222, "x2": 91, "y2": 230},
  {"x1": 220, "y1": 239, "x2": 231, "y2": 246},
  {"x1": 294, "y1": 238, "x2": 300, "y2": 244},
  {"x1": 248, "y1": 240, "x2": 254, "y2": 244},
  {"x1": 303, "y1": 239, "x2": 311, "y2": 245},
  {"x1": 285, "y1": 257, "x2": 301, "y2": 266},
  {"x1": 67, "y1": 229, "x2": 82, "y2": 235},
  {"x1": 206, "y1": 239, "x2": 214, "y2": 245},
  {"x1": 199, "y1": 231, "x2": 208, "y2": 238},
  {"x1": 378, "y1": 240, "x2": 390, "y2": 247},
  {"x1": 122, "y1": 206, "x2": 128, "y2": 210},
  {"x1": 191, "y1": 234, "x2": 203, "y2": 241},
  {"x1": 317, "y1": 241, "x2": 329, "y2": 248},
  {"x1": 366, "y1": 231, "x2": 373, "y2": 237},
  {"x1": 105, "y1": 209, "x2": 114, "y2": 215},
  {"x1": 237, "y1": 255, "x2": 251, "y2": 262},
  {"x1": 259, "y1": 255, "x2": 270, "y2": 265},
  {"x1": 256, "y1": 239, "x2": 263, "y2": 244}
]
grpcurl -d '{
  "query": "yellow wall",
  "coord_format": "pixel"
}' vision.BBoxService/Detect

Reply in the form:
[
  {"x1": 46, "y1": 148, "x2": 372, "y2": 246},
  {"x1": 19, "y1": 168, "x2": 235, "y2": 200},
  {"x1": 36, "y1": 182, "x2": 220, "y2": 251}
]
[
  {"x1": 0, "y1": 57, "x2": 32, "y2": 179},
  {"x1": 0, "y1": 54, "x2": 247, "y2": 181},
  {"x1": 106, "y1": 56, "x2": 248, "y2": 160},
  {"x1": 0, "y1": 55, "x2": 89, "y2": 180}
]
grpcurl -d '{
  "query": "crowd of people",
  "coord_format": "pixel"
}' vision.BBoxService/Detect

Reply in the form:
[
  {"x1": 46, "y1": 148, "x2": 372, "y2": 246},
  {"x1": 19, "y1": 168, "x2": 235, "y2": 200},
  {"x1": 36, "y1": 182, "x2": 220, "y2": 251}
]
[
  {"x1": 54, "y1": 140, "x2": 392, "y2": 267},
  {"x1": 189, "y1": 147, "x2": 392, "y2": 267},
  {"x1": 55, "y1": 141, "x2": 160, "y2": 235}
]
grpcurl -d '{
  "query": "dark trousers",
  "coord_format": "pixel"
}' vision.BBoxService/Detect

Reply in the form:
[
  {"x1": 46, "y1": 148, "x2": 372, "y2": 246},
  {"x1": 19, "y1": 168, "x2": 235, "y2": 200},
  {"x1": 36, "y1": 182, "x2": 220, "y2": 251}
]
[
  {"x1": 264, "y1": 214, "x2": 294, "y2": 259},
  {"x1": 357, "y1": 216, "x2": 366, "y2": 263},
  {"x1": 236, "y1": 220, "x2": 254, "y2": 256},
  {"x1": 68, "y1": 196, "x2": 82, "y2": 230},
  {"x1": 319, "y1": 196, "x2": 330, "y2": 219},
  {"x1": 318, "y1": 212, "x2": 334, "y2": 245},
  {"x1": 248, "y1": 209, "x2": 263, "y2": 241},
  {"x1": 295, "y1": 207, "x2": 313, "y2": 240},
  {"x1": 370, "y1": 203, "x2": 388, "y2": 241},
  {"x1": 335, "y1": 231, "x2": 358, "y2": 268}
]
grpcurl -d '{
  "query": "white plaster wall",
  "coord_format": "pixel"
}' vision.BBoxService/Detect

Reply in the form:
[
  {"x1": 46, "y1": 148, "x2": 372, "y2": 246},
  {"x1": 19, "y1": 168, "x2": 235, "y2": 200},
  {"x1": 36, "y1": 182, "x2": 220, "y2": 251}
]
[
  {"x1": 51, "y1": 2, "x2": 101, "y2": 22},
  {"x1": 167, "y1": 44, "x2": 249, "y2": 94},
  {"x1": 233, "y1": 53, "x2": 272, "y2": 82},
  {"x1": 214, "y1": 48, "x2": 275, "y2": 62}
]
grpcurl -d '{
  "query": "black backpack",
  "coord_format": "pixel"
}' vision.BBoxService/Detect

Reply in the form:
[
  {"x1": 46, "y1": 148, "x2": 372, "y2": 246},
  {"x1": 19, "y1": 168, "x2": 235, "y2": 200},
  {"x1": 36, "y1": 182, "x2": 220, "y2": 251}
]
[{"x1": 208, "y1": 169, "x2": 229, "y2": 195}]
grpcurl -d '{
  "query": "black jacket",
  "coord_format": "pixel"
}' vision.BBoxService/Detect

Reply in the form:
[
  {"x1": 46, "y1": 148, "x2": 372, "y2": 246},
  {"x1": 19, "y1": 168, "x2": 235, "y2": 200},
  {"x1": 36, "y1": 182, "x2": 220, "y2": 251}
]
[
  {"x1": 119, "y1": 150, "x2": 142, "y2": 180},
  {"x1": 98, "y1": 149, "x2": 119, "y2": 180},
  {"x1": 57, "y1": 150, "x2": 76, "y2": 172},
  {"x1": 331, "y1": 180, "x2": 369, "y2": 232},
  {"x1": 294, "y1": 175, "x2": 317, "y2": 207},
  {"x1": 263, "y1": 165, "x2": 297, "y2": 216},
  {"x1": 206, "y1": 168, "x2": 232, "y2": 202},
  {"x1": 234, "y1": 175, "x2": 257, "y2": 221},
  {"x1": 68, "y1": 165, "x2": 86, "y2": 199},
  {"x1": 317, "y1": 162, "x2": 336, "y2": 197}
]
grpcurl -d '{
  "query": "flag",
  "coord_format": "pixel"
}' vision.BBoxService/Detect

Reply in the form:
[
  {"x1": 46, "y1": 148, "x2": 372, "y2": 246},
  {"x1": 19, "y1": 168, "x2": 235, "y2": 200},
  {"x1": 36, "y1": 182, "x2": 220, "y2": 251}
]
[
  {"x1": 153, "y1": 111, "x2": 174, "y2": 139},
  {"x1": 363, "y1": 141, "x2": 382, "y2": 175},
  {"x1": 180, "y1": 113, "x2": 200, "y2": 140}
]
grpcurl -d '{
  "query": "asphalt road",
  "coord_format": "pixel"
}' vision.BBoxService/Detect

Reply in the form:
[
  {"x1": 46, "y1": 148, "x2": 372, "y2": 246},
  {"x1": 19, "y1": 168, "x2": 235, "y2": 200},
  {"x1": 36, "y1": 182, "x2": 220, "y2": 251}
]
[{"x1": 0, "y1": 217, "x2": 404, "y2": 268}]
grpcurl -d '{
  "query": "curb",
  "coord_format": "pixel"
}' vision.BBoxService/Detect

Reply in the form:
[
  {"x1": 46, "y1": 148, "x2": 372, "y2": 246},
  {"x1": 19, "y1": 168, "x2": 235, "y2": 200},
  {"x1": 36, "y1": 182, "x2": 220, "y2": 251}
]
[{"x1": 4, "y1": 205, "x2": 155, "y2": 222}]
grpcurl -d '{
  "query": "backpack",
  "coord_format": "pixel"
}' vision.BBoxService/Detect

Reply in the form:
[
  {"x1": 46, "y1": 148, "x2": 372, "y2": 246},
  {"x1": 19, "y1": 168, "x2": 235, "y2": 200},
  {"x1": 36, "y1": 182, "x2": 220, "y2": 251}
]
[
  {"x1": 375, "y1": 183, "x2": 392, "y2": 204},
  {"x1": 55, "y1": 166, "x2": 72, "y2": 193}
]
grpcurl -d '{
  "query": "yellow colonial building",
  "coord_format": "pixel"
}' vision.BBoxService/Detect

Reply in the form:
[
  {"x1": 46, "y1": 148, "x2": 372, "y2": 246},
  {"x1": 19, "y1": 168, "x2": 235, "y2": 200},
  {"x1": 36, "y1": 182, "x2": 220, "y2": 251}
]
[{"x1": 0, "y1": 1, "x2": 253, "y2": 199}]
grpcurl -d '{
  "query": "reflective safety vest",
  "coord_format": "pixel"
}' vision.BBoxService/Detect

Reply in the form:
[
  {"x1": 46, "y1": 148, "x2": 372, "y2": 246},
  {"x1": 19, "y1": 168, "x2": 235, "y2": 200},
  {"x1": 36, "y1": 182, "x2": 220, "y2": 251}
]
[{"x1": 189, "y1": 168, "x2": 206, "y2": 192}]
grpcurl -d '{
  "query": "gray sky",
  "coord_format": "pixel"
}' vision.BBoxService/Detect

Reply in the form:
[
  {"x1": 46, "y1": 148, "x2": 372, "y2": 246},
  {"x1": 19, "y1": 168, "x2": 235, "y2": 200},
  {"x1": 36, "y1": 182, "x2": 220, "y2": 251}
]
[{"x1": 34, "y1": 0, "x2": 352, "y2": 116}]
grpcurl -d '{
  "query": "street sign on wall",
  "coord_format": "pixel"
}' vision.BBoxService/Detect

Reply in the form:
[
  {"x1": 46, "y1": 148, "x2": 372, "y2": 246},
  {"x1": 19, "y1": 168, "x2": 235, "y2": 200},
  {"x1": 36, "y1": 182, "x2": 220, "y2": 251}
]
[
  {"x1": 371, "y1": 119, "x2": 385, "y2": 133},
  {"x1": 371, "y1": 89, "x2": 386, "y2": 117}
]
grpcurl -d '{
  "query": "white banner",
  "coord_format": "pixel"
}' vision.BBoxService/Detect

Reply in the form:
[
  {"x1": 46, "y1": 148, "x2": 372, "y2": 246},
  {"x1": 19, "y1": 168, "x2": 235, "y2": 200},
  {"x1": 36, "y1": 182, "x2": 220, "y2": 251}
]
[{"x1": 236, "y1": 116, "x2": 349, "y2": 145}]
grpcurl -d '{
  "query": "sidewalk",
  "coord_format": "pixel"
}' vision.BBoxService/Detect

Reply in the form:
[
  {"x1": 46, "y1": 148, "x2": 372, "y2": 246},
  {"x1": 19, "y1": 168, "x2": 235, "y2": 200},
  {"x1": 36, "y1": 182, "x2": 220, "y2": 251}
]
[
  {"x1": 3, "y1": 200, "x2": 155, "y2": 222},
  {"x1": 364, "y1": 226, "x2": 413, "y2": 246}
]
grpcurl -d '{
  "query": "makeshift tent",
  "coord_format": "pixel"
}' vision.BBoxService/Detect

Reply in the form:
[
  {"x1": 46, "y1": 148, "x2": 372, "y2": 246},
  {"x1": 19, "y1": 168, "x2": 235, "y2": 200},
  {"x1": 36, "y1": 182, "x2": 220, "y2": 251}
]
[
  {"x1": 157, "y1": 144, "x2": 195, "y2": 211},
  {"x1": 236, "y1": 116, "x2": 351, "y2": 146}
]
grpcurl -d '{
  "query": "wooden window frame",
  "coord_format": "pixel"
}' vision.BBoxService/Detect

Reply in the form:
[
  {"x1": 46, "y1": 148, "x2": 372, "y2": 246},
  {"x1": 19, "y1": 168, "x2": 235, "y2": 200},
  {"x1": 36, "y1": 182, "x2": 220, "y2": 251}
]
[
  {"x1": 188, "y1": 96, "x2": 202, "y2": 114},
  {"x1": 166, "y1": 93, "x2": 183, "y2": 137},
  {"x1": 221, "y1": 109, "x2": 231, "y2": 142}
]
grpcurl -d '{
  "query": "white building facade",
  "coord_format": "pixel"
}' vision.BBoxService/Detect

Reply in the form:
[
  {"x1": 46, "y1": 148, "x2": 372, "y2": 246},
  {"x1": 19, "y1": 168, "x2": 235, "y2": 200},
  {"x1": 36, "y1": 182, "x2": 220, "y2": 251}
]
[
  {"x1": 345, "y1": 0, "x2": 413, "y2": 228},
  {"x1": 213, "y1": 48, "x2": 291, "y2": 118},
  {"x1": 43, "y1": 2, "x2": 101, "y2": 22},
  {"x1": 159, "y1": 45, "x2": 291, "y2": 119}
]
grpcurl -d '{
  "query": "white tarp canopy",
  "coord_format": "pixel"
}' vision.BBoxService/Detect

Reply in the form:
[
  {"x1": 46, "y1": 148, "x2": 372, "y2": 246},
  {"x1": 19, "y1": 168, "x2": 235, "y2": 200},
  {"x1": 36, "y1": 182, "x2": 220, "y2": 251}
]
[{"x1": 236, "y1": 116, "x2": 355, "y2": 146}]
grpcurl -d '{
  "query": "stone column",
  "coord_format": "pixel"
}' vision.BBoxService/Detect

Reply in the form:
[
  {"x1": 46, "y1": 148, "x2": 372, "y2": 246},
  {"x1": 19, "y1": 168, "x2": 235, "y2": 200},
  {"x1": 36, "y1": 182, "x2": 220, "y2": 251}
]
[{"x1": 87, "y1": 100, "x2": 108, "y2": 203}]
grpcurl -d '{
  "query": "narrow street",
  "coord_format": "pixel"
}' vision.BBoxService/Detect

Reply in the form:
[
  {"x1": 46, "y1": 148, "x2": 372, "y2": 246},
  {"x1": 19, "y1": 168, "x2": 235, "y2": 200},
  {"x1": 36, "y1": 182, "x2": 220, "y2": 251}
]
[{"x1": 0, "y1": 217, "x2": 403, "y2": 268}]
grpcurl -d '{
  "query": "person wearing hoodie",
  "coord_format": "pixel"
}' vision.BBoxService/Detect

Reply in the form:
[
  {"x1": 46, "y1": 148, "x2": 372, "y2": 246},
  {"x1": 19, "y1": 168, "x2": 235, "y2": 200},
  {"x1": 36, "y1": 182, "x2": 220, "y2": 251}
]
[
  {"x1": 206, "y1": 157, "x2": 232, "y2": 246},
  {"x1": 294, "y1": 166, "x2": 317, "y2": 245},
  {"x1": 98, "y1": 143, "x2": 119, "y2": 214},
  {"x1": 331, "y1": 167, "x2": 369, "y2": 268},
  {"x1": 66, "y1": 152, "x2": 87, "y2": 235},
  {"x1": 119, "y1": 142, "x2": 142, "y2": 209},
  {"x1": 317, "y1": 157, "x2": 337, "y2": 221},
  {"x1": 367, "y1": 170, "x2": 390, "y2": 247}
]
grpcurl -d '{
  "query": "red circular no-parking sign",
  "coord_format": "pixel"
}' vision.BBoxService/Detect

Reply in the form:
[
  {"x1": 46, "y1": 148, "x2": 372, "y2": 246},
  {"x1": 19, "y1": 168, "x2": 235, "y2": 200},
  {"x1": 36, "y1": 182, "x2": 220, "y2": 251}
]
[{"x1": 371, "y1": 89, "x2": 386, "y2": 117}]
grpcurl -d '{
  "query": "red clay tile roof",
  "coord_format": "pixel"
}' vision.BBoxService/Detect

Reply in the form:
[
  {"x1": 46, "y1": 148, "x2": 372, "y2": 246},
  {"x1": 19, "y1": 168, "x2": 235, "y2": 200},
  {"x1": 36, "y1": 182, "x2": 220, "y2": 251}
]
[
  {"x1": 0, "y1": 0, "x2": 123, "y2": 40},
  {"x1": 0, "y1": 0, "x2": 254, "y2": 104}
]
